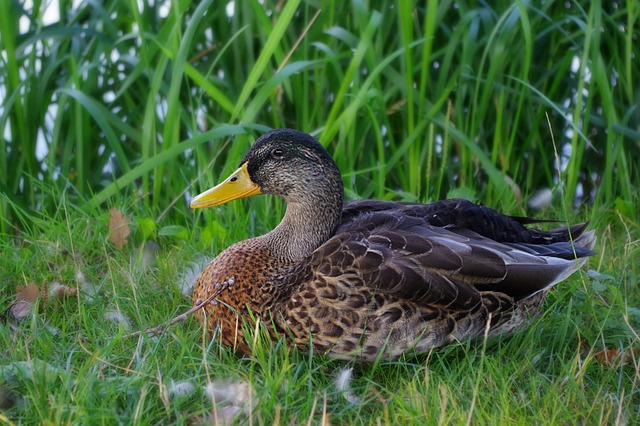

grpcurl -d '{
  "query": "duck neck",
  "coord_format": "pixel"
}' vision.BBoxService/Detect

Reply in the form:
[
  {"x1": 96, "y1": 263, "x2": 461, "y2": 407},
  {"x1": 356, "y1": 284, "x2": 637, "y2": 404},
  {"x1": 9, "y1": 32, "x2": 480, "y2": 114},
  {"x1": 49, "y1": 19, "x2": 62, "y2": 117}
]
[{"x1": 260, "y1": 191, "x2": 343, "y2": 264}]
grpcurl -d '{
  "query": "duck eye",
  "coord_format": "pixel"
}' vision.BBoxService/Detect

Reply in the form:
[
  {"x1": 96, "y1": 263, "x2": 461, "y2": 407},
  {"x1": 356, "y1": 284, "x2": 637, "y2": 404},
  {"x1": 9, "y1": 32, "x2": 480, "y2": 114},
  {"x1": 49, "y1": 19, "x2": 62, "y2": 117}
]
[{"x1": 271, "y1": 148, "x2": 284, "y2": 158}]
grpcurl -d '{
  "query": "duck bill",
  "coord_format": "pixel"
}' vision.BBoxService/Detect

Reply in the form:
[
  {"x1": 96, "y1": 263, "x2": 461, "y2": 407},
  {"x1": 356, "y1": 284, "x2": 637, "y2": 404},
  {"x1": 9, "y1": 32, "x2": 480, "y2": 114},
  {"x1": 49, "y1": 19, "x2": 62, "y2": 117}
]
[{"x1": 190, "y1": 162, "x2": 261, "y2": 209}]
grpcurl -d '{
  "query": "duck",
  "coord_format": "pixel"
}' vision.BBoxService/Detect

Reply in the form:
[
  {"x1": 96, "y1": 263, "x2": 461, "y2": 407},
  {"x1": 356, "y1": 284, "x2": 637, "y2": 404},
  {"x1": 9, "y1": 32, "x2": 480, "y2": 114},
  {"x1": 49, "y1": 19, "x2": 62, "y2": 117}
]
[{"x1": 190, "y1": 128, "x2": 596, "y2": 361}]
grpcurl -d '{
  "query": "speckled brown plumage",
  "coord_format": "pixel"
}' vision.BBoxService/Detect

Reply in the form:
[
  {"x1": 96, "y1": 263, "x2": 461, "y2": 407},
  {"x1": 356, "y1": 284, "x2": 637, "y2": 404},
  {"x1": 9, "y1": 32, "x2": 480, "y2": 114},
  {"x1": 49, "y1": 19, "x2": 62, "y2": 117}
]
[{"x1": 191, "y1": 129, "x2": 596, "y2": 361}]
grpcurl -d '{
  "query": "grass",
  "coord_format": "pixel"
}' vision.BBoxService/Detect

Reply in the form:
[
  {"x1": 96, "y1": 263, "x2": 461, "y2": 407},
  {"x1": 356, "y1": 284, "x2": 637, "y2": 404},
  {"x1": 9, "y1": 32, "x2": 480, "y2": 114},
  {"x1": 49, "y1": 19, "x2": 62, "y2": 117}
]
[
  {"x1": 0, "y1": 201, "x2": 638, "y2": 424},
  {"x1": 1, "y1": 0, "x2": 638, "y2": 223},
  {"x1": 1, "y1": 0, "x2": 639, "y2": 423}
]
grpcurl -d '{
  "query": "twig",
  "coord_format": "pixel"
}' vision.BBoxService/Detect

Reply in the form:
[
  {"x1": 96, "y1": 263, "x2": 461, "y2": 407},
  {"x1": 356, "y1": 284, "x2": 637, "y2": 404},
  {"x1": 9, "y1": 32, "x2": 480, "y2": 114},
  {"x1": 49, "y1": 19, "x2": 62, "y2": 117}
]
[{"x1": 123, "y1": 277, "x2": 235, "y2": 339}]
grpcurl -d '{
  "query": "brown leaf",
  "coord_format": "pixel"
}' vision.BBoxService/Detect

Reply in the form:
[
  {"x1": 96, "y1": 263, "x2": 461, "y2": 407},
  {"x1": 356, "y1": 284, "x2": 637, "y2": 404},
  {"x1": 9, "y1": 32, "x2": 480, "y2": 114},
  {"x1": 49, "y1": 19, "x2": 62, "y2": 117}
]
[
  {"x1": 109, "y1": 208, "x2": 131, "y2": 250},
  {"x1": 11, "y1": 282, "x2": 44, "y2": 321},
  {"x1": 595, "y1": 348, "x2": 620, "y2": 365},
  {"x1": 16, "y1": 282, "x2": 43, "y2": 303},
  {"x1": 594, "y1": 347, "x2": 640, "y2": 367}
]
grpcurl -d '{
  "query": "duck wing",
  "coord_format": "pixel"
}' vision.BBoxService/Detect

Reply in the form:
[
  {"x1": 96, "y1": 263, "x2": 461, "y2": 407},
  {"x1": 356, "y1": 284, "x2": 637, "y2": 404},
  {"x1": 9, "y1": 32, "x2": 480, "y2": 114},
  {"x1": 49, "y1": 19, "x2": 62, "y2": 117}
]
[
  {"x1": 341, "y1": 198, "x2": 586, "y2": 245},
  {"x1": 310, "y1": 207, "x2": 594, "y2": 309}
]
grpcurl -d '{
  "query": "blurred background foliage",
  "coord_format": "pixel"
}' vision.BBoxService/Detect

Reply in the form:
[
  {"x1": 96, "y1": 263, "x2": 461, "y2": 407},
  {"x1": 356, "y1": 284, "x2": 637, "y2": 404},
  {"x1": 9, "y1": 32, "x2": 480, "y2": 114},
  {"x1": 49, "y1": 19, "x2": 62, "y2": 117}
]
[{"x1": 1, "y1": 0, "x2": 638, "y2": 235}]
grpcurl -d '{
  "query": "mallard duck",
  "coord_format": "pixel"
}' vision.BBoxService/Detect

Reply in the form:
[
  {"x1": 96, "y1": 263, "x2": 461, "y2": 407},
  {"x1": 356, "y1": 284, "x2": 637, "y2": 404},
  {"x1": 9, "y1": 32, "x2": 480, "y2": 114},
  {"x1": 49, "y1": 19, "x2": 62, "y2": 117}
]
[{"x1": 190, "y1": 129, "x2": 595, "y2": 361}]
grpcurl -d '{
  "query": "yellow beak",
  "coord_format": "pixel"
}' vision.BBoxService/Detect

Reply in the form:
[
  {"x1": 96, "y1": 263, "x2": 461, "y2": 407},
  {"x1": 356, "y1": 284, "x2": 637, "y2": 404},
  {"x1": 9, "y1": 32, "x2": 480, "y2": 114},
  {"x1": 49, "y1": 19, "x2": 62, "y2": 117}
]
[{"x1": 190, "y1": 162, "x2": 261, "y2": 208}]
